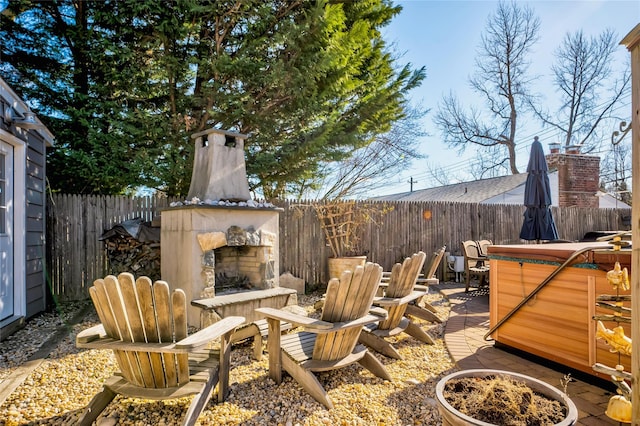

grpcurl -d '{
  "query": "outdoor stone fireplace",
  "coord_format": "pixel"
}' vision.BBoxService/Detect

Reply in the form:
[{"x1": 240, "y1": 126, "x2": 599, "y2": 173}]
[{"x1": 160, "y1": 128, "x2": 297, "y2": 327}]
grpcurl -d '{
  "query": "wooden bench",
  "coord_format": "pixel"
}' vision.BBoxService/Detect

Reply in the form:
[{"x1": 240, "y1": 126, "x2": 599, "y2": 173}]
[{"x1": 192, "y1": 288, "x2": 301, "y2": 359}]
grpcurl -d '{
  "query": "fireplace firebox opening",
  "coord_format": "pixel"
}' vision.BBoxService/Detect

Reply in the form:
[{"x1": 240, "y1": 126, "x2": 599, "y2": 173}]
[{"x1": 201, "y1": 245, "x2": 276, "y2": 295}]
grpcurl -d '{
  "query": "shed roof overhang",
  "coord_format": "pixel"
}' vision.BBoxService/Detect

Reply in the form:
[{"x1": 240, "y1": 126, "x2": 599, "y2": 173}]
[{"x1": 0, "y1": 77, "x2": 55, "y2": 147}]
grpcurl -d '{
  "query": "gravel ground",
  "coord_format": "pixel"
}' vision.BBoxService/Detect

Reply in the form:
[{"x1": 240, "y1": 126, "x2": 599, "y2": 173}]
[{"x1": 0, "y1": 290, "x2": 455, "y2": 426}]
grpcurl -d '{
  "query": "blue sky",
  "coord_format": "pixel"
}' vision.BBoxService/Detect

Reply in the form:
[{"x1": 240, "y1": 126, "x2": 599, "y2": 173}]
[{"x1": 376, "y1": 0, "x2": 640, "y2": 196}]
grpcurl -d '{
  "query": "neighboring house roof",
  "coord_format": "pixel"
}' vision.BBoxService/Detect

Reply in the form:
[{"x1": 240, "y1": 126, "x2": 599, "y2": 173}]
[{"x1": 372, "y1": 171, "x2": 630, "y2": 209}]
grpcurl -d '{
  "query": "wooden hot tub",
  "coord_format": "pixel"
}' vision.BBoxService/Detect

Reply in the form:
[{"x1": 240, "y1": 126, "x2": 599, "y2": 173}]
[{"x1": 487, "y1": 242, "x2": 631, "y2": 381}]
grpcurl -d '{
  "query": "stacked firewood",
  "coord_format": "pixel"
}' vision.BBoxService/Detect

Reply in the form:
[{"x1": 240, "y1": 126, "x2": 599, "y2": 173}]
[{"x1": 104, "y1": 234, "x2": 161, "y2": 281}]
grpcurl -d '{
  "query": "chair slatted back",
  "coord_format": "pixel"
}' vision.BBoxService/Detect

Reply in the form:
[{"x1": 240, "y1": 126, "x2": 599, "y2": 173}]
[
  {"x1": 462, "y1": 240, "x2": 483, "y2": 269},
  {"x1": 89, "y1": 273, "x2": 189, "y2": 389},
  {"x1": 134, "y1": 276, "x2": 169, "y2": 388},
  {"x1": 476, "y1": 240, "x2": 492, "y2": 257},
  {"x1": 313, "y1": 262, "x2": 382, "y2": 361},
  {"x1": 378, "y1": 251, "x2": 426, "y2": 330},
  {"x1": 425, "y1": 246, "x2": 446, "y2": 279}
]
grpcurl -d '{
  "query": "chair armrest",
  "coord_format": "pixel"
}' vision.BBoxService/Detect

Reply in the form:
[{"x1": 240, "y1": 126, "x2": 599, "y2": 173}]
[
  {"x1": 379, "y1": 282, "x2": 429, "y2": 295},
  {"x1": 257, "y1": 308, "x2": 388, "y2": 334},
  {"x1": 76, "y1": 324, "x2": 107, "y2": 344},
  {"x1": 373, "y1": 290, "x2": 425, "y2": 307},
  {"x1": 416, "y1": 277, "x2": 439, "y2": 286},
  {"x1": 466, "y1": 255, "x2": 487, "y2": 262},
  {"x1": 175, "y1": 316, "x2": 245, "y2": 351},
  {"x1": 369, "y1": 306, "x2": 388, "y2": 318},
  {"x1": 328, "y1": 313, "x2": 388, "y2": 331},
  {"x1": 256, "y1": 307, "x2": 333, "y2": 330}
]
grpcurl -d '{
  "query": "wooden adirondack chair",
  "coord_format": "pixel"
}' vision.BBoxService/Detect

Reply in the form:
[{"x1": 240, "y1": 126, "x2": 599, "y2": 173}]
[
  {"x1": 424, "y1": 245, "x2": 446, "y2": 282},
  {"x1": 476, "y1": 239, "x2": 493, "y2": 257},
  {"x1": 255, "y1": 262, "x2": 391, "y2": 410},
  {"x1": 406, "y1": 246, "x2": 446, "y2": 323},
  {"x1": 75, "y1": 273, "x2": 245, "y2": 426},
  {"x1": 358, "y1": 251, "x2": 434, "y2": 360},
  {"x1": 461, "y1": 240, "x2": 490, "y2": 292}
]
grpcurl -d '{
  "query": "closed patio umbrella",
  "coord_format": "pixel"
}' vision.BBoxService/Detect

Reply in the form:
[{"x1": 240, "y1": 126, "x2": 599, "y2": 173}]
[{"x1": 519, "y1": 136, "x2": 559, "y2": 242}]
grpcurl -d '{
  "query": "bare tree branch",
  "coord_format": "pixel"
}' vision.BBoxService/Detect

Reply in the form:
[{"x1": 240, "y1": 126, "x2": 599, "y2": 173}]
[
  {"x1": 300, "y1": 104, "x2": 429, "y2": 200},
  {"x1": 434, "y1": 1, "x2": 540, "y2": 175},
  {"x1": 532, "y1": 29, "x2": 630, "y2": 151}
]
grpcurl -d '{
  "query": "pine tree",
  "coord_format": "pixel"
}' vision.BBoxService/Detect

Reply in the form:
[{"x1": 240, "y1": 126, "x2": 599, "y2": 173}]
[{"x1": 1, "y1": 0, "x2": 424, "y2": 197}]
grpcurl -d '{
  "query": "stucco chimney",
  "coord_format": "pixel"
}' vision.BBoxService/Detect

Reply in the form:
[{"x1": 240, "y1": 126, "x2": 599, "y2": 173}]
[{"x1": 187, "y1": 128, "x2": 251, "y2": 202}]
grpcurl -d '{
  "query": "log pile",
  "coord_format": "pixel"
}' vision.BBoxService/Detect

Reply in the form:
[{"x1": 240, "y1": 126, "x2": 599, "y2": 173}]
[
  {"x1": 101, "y1": 218, "x2": 161, "y2": 281},
  {"x1": 104, "y1": 235, "x2": 161, "y2": 281}
]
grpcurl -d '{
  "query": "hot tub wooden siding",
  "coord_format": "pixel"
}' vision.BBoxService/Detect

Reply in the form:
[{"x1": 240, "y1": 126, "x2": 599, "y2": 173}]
[{"x1": 487, "y1": 242, "x2": 631, "y2": 381}]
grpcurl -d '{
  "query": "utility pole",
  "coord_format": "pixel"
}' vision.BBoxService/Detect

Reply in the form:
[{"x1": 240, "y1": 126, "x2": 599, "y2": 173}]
[{"x1": 408, "y1": 177, "x2": 417, "y2": 192}]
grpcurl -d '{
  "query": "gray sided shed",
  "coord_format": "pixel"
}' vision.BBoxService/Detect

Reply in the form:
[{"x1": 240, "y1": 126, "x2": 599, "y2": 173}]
[{"x1": 0, "y1": 78, "x2": 54, "y2": 339}]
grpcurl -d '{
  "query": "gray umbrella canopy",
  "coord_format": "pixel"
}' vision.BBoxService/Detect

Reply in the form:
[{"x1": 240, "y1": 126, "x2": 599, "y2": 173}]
[{"x1": 519, "y1": 137, "x2": 559, "y2": 241}]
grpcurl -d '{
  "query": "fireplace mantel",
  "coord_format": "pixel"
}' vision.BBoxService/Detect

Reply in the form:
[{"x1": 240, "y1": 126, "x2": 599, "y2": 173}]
[{"x1": 163, "y1": 204, "x2": 283, "y2": 213}]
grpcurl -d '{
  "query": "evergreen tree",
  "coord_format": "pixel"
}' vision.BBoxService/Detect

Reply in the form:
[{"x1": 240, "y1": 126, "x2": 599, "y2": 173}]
[
  {"x1": 1, "y1": 0, "x2": 424, "y2": 198},
  {"x1": 1, "y1": 1, "x2": 149, "y2": 193}
]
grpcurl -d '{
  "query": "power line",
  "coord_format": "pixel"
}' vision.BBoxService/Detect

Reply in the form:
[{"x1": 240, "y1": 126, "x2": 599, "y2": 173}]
[
  {"x1": 410, "y1": 96, "x2": 633, "y2": 188},
  {"x1": 391, "y1": 92, "x2": 632, "y2": 190}
]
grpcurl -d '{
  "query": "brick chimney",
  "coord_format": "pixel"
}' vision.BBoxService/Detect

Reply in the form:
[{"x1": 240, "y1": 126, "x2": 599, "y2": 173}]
[{"x1": 546, "y1": 146, "x2": 599, "y2": 208}]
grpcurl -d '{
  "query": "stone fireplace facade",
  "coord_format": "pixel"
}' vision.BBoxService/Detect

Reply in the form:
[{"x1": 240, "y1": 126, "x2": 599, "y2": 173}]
[
  {"x1": 161, "y1": 127, "x2": 295, "y2": 328},
  {"x1": 161, "y1": 205, "x2": 281, "y2": 326}
]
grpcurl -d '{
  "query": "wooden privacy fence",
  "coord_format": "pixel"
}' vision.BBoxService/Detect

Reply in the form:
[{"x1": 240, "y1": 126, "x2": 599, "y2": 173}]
[
  {"x1": 46, "y1": 194, "x2": 627, "y2": 301},
  {"x1": 46, "y1": 194, "x2": 179, "y2": 301}
]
